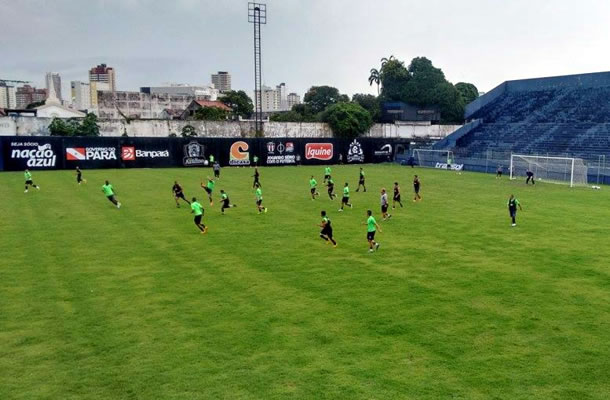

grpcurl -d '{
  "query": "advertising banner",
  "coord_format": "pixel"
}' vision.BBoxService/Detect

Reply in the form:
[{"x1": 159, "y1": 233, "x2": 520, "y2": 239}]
[
  {"x1": 1, "y1": 137, "x2": 62, "y2": 170},
  {"x1": 264, "y1": 140, "x2": 297, "y2": 165},
  {"x1": 63, "y1": 137, "x2": 120, "y2": 169}
]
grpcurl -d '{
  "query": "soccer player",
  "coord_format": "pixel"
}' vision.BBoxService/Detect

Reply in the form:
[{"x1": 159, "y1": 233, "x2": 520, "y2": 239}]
[
  {"x1": 356, "y1": 167, "x2": 366, "y2": 192},
  {"x1": 318, "y1": 210, "x2": 337, "y2": 247},
  {"x1": 380, "y1": 188, "x2": 391, "y2": 220},
  {"x1": 172, "y1": 181, "x2": 190, "y2": 207},
  {"x1": 220, "y1": 189, "x2": 236, "y2": 214},
  {"x1": 23, "y1": 169, "x2": 40, "y2": 193},
  {"x1": 75, "y1": 166, "x2": 87, "y2": 185},
  {"x1": 102, "y1": 180, "x2": 121, "y2": 209},
  {"x1": 309, "y1": 175, "x2": 319, "y2": 200},
  {"x1": 213, "y1": 161, "x2": 221, "y2": 179},
  {"x1": 252, "y1": 167, "x2": 261, "y2": 188},
  {"x1": 526, "y1": 169, "x2": 535, "y2": 185},
  {"x1": 364, "y1": 209, "x2": 382, "y2": 252},
  {"x1": 326, "y1": 176, "x2": 337, "y2": 200},
  {"x1": 191, "y1": 197, "x2": 207, "y2": 234},
  {"x1": 339, "y1": 182, "x2": 352, "y2": 211},
  {"x1": 496, "y1": 165, "x2": 503, "y2": 179},
  {"x1": 507, "y1": 194, "x2": 523, "y2": 227},
  {"x1": 253, "y1": 155, "x2": 259, "y2": 167},
  {"x1": 323, "y1": 166, "x2": 332, "y2": 183},
  {"x1": 413, "y1": 175, "x2": 422, "y2": 201},
  {"x1": 254, "y1": 183, "x2": 268, "y2": 214},
  {"x1": 392, "y1": 182, "x2": 403, "y2": 209},
  {"x1": 201, "y1": 177, "x2": 215, "y2": 206}
]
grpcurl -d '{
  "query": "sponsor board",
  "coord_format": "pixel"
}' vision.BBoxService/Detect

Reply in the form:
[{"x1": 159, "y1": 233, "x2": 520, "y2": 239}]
[
  {"x1": 10, "y1": 141, "x2": 57, "y2": 167},
  {"x1": 374, "y1": 144, "x2": 393, "y2": 157},
  {"x1": 66, "y1": 147, "x2": 117, "y2": 161},
  {"x1": 305, "y1": 143, "x2": 333, "y2": 161},
  {"x1": 121, "y1": 146, "x2": 170, "y2": 161},
  {"x1": 230, "y1": 141, "x2": 250, "y2": 166},
  {"x1": 266, "y1": 141, "x2": 296, "y2": 165},
  {"x1": 347, "y1": 139, "x2": 364, "y2": 163},
  {"x1": 435, "y1": 162, "x2": 464, "y2": 171},
  {"x1": 183, "y1": 141, "x2": 207, "y2": 166}
]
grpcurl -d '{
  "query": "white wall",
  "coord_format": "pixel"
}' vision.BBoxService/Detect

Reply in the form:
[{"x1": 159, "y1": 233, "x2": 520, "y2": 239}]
[{"x1": 0, "y1": 116, "x2": 461, "y2": 139}]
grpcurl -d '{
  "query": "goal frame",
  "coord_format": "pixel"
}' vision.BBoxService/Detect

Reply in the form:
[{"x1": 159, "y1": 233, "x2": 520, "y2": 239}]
[
  {"x1": 510, "y1": 154, "x2": 584, "y2": 187},
  {"x1": 412, "y1": 149, "x2": 454, "y2": 169}
]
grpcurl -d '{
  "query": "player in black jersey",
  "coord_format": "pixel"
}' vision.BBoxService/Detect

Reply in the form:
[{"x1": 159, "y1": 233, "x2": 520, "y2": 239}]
[
  {"x1": 496, "y1": 165, "x2": 503, "y2": 179},
  {"x1": 318, "y1": 210, "x2": 337, "y2": 247},
  {"x1": 252, "y1": 167, "x2": 261, "y2": 188},
  {"x1": 356, "y1": 167, "x2": 366, "y2": 192},
  {"x1": 219, "y1": 189, "x2": 236, "y2": 214},
  {"x1": 172, "y1": 181, "x2": 190, "y2": 207},
  {"x1": 526, "y1": 169, "x2": 535, "y2": 185},
  {"x1": 326, "y1": 176, "x2": 337, "y2": 200},
  {"x1": 413, "y1": 175, "x2": 422, "y2": 201},
  {"x1": 392, "y1": 181, "x2": 403, "y2": 209},
  {"x1": 75, "y1": 166, "x2": 87, "y2": 185}
]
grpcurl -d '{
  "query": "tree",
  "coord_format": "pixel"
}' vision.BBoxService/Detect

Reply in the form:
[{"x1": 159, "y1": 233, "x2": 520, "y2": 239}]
[
  {"x1": 194, "y1": 107, "x2": 229, "y2": 121},
  {"x1": 181, "y1": 125, "x2": 197, "y2": 137},
  {"x1": 48, "y1": 113, "x2": 99, "y2": 136},
  {"x1": 455, "y1": 82, "x2": 479, "y2": 105},
  {"x1": 270, "y1": 111, "x2": 305, "y2": 122},
  {"x1": 303, "y1": 86, "x2": 348, "y2": 114},
  {"x1": 402, "y1": 57, "x2": 446, "y2": 106},
  {"x1": 321, "y1": 102, "x2": 373, "y2": 139},
  {"x1": 433, "y1": 82, "x2": 465, "y2": 123},
  {"x1": 368, "y1": 69, "x2": 381, "y2": 95},
  {"x1": 379, "y1": 58, "x2": 410, "y2": 101},
  {"x1": 352, "y1": 93, "x2": 381, "y2": 122},
  {"x1": 76, "y1": 113, "x2": 100, "y2": 136},
  {"x1": 49, "y1": 118, "x2": 77, "y2": 136},
  {"x1": 219, "y1": 90, "x2": 253, "y2": 119}
]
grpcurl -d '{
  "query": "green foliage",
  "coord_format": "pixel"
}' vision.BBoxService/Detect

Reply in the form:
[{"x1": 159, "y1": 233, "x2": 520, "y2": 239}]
[
  {"x1": 26, "y1": 101, "x2": 45, "y2": 109},
  {"x1": 379, "y1": 58, "x2": 410, "y2": 102},
  {"x1": 219, "y1": 90, "x2": 253, "y2": 119},
  {"x1": 322, "y1": 102, "x2": 373, "y2": 139},
  {"x1": 48, "y1": 113, "x2": 99, "y2": 137},
  {"x1": 455, "y1": 82, "x2": 479, "y2": 105},
  {"x1": 368, "y1": 69, "x2": 381, "y2": 95},
  {"x1": 181, "y1": 125, "x2": 197, "y2": 137},
  {"x1": 194, "y1": 107, "x2": 229, "y2": 121},
  {"x1": 269, "y1": 111, "x2": 306, "y2": 122},
  {"x1": 303, "y1": 86, "x2": 349, "y2": 114},
  {"x1": 352, "y1": 93, "x2": 381, "y2": 122}
]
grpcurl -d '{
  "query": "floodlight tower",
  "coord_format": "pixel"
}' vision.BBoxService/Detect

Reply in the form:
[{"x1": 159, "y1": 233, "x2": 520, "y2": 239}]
[{"x1": 248, "y1": 2, "x2": 266, "y2": 133}]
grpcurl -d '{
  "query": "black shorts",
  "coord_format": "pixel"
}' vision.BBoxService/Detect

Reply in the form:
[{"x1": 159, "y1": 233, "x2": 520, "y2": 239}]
[
  {"x1": 214, "y1": 170, "x2": 220, "y2": 177},
  {"x1": 342, "y1": 196, "x2": 349, "y2": 203},
  {"x1": 324, "y1": 174, "x2": 330, "y2": 180},
  {"x1": 77, "y1": 175, "x2": 82, "y2": 183},
  {"x1": 381, "y1": 204, "x2": 388, "y2": 213},
  {"x1": 194, "y1": 215, "x2": 202, "y2": 224},
  {"x1": 106, "y1": 195, "x2": 116, "y2": 202},
  {"x1": 322, "y1": 228, "x2": 333, "y2": 238},
  {"x1": 204, "y1": 187, "x2": 212, "y2": 195},
  {"x1": 359, "y1": 179, "x2": 365, "y2": 184},
  {"x1": 414, "y1": 185, "x2": 420, "y2": 193},
  {"x1": 25, "y1": 180, "x2": 33, "y2": 185},
  {"x1": 328, "y1": 187, "x2": 334, "y2": 193},
  {"x1": 367, "y1": 231, "x2": 376, "y2": 241},
  {"x1": 222, "y1": 200, "x2": 230, "y2": 208},
  {"x1": 310, "y1": 188, "x2": 316, "y2": 194},
  {"x1": 509, "y1": 208, "x2": 517, "y2": 218},
  {"x1": 393, "y1": 195, "x2": 401, "y2": 202},
  {"x1": 174, "y1": 191, "x2": 185, "y2": 199},
  {"x1": 256, "y1": 199, "x2": 262, "y2": 206},
  {"x1": 497, "y1": 171, "x2": 502, "y2": 176}
]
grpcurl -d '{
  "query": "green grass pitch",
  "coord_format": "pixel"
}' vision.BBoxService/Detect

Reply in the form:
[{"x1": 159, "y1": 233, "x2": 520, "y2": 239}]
[{"x1": 1, "y1": 164, "x2": 609, "y2": 399}]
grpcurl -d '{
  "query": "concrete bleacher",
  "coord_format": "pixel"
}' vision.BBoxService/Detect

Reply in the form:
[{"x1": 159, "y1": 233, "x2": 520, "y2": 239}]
[{"x1": 436, "y1": 71, "x2": 610, "y2": 164}]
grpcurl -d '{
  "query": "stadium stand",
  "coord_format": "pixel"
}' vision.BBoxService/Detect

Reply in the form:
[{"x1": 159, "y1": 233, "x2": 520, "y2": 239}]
[{"x1": 433, "y1": 72, "x2": 610, "y2": 183}]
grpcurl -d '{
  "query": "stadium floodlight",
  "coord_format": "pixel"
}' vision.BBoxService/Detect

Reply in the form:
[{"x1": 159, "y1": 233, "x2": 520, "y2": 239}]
[
  {"x1": 413, "y1": 149, "x2": 455, "y2": 169},
  {"x1": 510, "y1": 154, "x2": 588, "y2": 187},
  {"x1": 248, "y1": 2, "x2": 266, "y2": 134}
]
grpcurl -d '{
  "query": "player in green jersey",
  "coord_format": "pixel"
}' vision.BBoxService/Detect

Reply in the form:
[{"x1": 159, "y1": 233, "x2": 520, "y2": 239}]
[
  {"x1": 254, "y1": 183, "x2": 267, "y2": 214},
  {"x1": 318, "y1": 210, "x2": 337, "y2": 247},
  {"x1": 339, "y1": 182, "x2": 352, "y2": 211},
  {"x1": 326, "y1": 176, "x2": 337, "y2": 200},
  {"x1": 191, "y1": 198, "x2": 207, "y2": 234},
  {"x1": 102, "y1": 180, "x2": 121, "y2": 209},
  {"x1": 364, "y1": 209, "x2": 382, "y2": 252},
  {"x1": 201, "y1": 177, "x2": 215, "y2": 206},
  {"x1": 323, "y1": 166, "x2": 332, "y2": 183},
  {"x1": 219, "y1": 189, "x2": 237, "y2": 214},
  {"x1": 309, "y1": 176, "x2": 320, "y2": 200},
  {"x1": 24, "y1": 169, "x2": 40, "y2": 193},
  {"x1": 508, "y1": 194, "x2": 523, "y2": 227},
  {"x1": 356, "y1": 167, "x2": 366, "y2": 192}
]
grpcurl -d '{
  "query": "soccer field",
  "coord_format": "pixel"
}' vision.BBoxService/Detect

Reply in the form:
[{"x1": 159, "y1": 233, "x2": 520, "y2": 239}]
[{"x1": 1, "y1": 164, "x2": 609, "y2": 399}]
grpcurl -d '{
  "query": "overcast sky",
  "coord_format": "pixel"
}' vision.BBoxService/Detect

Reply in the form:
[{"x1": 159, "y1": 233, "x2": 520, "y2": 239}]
[{"x1": 1, "y1": 0, "x2": 609, "y2": 98}]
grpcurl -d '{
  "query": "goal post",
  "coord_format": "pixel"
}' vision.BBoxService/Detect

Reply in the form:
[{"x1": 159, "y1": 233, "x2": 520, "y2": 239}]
[
  {"x1": 413, "y1": 149, "x2": 455, "y2": 169},
  {"x1": 510, "y1": 154, "x2": 588, "y2": 187}
]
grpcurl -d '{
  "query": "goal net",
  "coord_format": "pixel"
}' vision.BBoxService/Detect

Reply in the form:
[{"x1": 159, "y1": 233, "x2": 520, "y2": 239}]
[
  {"x1": 510, "y1": 154, "x2": 588, "y2": 187},
  {"x1": 413, "y1": 149, "x2": 456, "y2": 169}
]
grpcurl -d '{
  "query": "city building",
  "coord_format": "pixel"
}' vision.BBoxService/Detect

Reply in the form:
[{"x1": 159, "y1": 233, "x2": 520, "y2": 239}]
[
  {"x1": 45, "y1": 72, "x2": 62, "y2": 102},
  {"x1": 0, "y1": 83, "x2": 17, "y2": 109},
  {"x1": 287, "y1": 92, "x2": 301, "y2": 109},
  {"x1": 15, "y1": 85, "x2": 47, "y2": 108},
  {"x1": 211, "y1": 71, "x2": 231, "y2": 92},
  {"x1": 255, "y1": 83, "x2": 292, "y2": 112},
  {"x1": 71, "y1": 81, "x2": 91, "y2": 110},
  {"x1": 96, "y1": 90, "x2": 198, "y2": 119},
  {"x1": 35, "y1": 103, "x2": 86, "y2": 118},
  {"x1": 89, "y1": 64, "x2": 116, "y2": 108},
  {"x1": 140, "y1": 84, "x2": 218, "y2": 100}
]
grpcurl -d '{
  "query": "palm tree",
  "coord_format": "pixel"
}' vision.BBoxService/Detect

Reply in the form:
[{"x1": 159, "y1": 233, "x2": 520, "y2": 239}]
[
  {"x1": 380, "y1": 55, "x2": 396, "y2": 68},
  {"x1": 368, "y1": 68, "x2": 380, "y2": 95}
]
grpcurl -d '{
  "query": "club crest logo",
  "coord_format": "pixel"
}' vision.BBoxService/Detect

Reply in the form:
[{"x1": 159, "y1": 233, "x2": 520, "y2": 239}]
[{"x1": 347, "y1": 139, "x2": 364, "y2": 163}]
